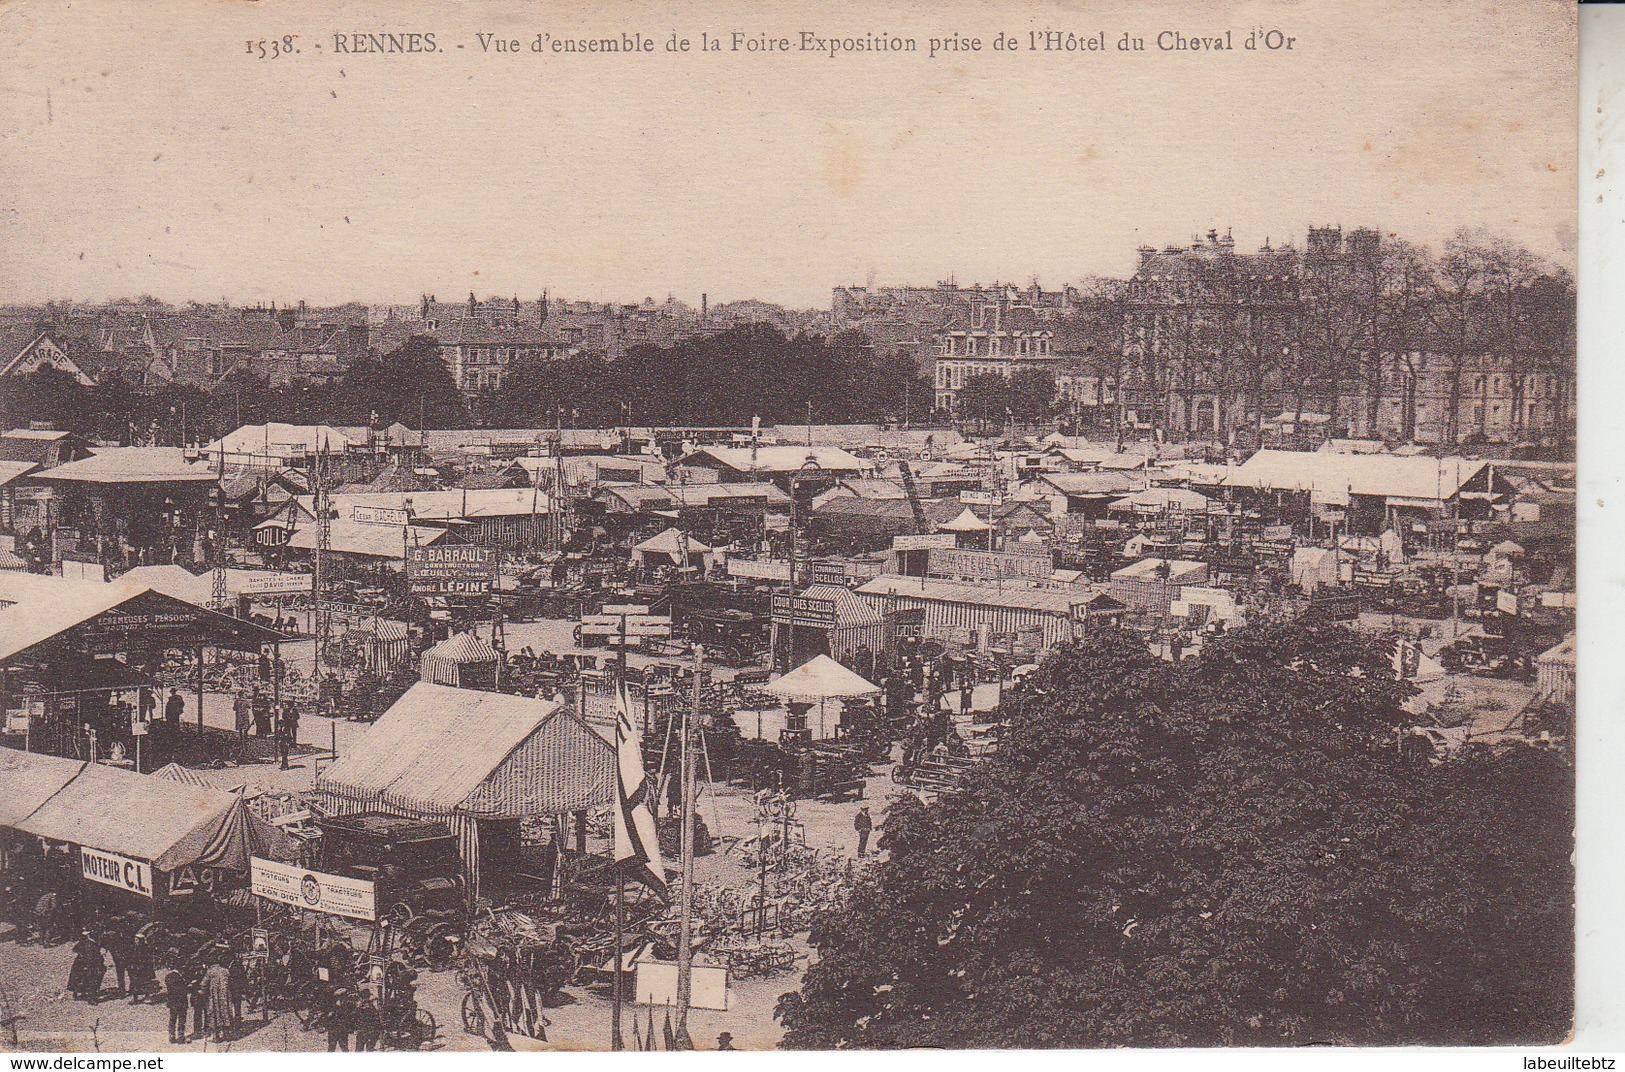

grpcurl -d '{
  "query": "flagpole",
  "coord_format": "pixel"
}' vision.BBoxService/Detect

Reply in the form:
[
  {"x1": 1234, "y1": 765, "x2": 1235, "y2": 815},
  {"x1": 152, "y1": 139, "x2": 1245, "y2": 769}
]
[
  {"x1": 677, "y1": 642, "x2": 703, "y2": 1043},
  {"x1": 612, "y1": 611, "x2": 630, "y2": 1052},
  {"x1": 612, "y1": 871, "x2": 625, "y2": 1050}
]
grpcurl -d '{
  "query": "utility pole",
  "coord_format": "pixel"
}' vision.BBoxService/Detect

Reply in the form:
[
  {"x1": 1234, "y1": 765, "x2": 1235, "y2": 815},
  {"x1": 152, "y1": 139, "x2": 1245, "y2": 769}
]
[
  {"x1": 611, "y1": 611, "x2": 630, "y2": 1052},
  {"x1": 676, "y1": 643, "x2": 704, "y2": 1045},
  {"x1": 313, "y1": 445, "x2": 332, "y2": 673},
  {"x1": 210, "y1": 444, "x2": 228, "y2": 610}
]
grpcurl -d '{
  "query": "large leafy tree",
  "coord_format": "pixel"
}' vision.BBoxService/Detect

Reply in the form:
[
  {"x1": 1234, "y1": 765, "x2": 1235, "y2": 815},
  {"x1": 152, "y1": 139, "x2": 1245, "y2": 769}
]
[
  {"x1": 778, "y1": 626, "x2": 1572, "y2": 1048},
  {"x1": 953, "y1": 373, "x2": 1011, "y2": 427},
  {"x1": 484, "y1": 325, "x2": 930, "y2": 428},
  {"x1": 1007, "y1": 367, "x2": 1056, "y2": 421},
  {"x1": 330, "y1": 336, "x2": 470, "y2": 429},
  {"x1": 1, "y1": 364, "x2": 92, "y2": 434}
]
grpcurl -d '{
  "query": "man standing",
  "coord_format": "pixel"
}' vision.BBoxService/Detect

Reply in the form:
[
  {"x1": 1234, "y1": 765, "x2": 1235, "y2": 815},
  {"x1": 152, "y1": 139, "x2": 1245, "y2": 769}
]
[
  {"x1": 100, "y1": 924, "x2": 131, "y2": 997},
  {"x1": 164, "y1": 966, "x2": 191, "y2": 1043},
  {"x1": 854, "y1": 806, "x2": 873, "y2": 858},
  {"x1": 277, "y1": 700, "x2": 299, "y2": 771},
  {"x1": 233, "y1": 689, "x2": 252, "y2": 740},
  {"x1": 325, "y1": 987, "x2": 355, "y2": 1052},
  {"x1": 164, "y1": 689, "x2": 185, "y2": 729}
]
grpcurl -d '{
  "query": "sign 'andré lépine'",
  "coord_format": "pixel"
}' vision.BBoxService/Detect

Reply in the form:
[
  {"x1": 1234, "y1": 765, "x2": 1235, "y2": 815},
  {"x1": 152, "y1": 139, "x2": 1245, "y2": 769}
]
[{"x1": 406, "y1": 544, "x2": 499, "y2": 595}]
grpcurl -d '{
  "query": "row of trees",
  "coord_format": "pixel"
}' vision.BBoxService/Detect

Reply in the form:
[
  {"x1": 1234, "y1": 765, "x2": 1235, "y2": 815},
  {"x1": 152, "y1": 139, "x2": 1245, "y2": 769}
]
[
  {"x1": 952, "y1": 368, "x2": 1059, "y2": 428},
  {"x1": 478, "y1": 325, "x2": 932, "y2": 428},
  {"x1": 1287, "y1": 229, "x2": 1576, "y2": 444},
  {"x1": 1125, "y1": 228, "x2": 1576, "y2": 445},
  {"x1": 778, "y1": 627, "x2": 1572, "y2": 1048},
  {"x1": 0, "y1": 327, "x2": 933, "y2": 444},
  {"x1": 0, "y1": 337, "x2": 474, "y2": 444},
  {"x1": 0, "y1": 228, "x2": 1573, "y2": 447}
]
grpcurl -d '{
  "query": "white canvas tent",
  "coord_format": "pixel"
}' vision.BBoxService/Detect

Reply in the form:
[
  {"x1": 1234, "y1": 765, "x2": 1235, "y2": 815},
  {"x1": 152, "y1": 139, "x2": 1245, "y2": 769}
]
[
  {"x1": 630, "y1": 528, "x2": 713, "y2": 572},
  {"x1": 765, "y1": 655, "x2": 879, "y2": 741}
]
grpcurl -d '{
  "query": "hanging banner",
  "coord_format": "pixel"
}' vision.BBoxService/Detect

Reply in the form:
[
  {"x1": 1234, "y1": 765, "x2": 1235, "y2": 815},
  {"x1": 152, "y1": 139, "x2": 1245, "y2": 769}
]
[
  {"x1": 771, "y1": 593, "x2": 837, "y2": 629},
  {"x1": 352, "y1": 505, "x2": 410, "y2": 526},
  {"x1": 634, "y1": 959, "x2": 730, "y2": 1011},
  {"x1": 892, "y1": 533, "x2": 956, "y2": 552},
  {"x1": 251, "y1": 857, "x2": 377, "y2": 921},
  {"x1": 80, "y1": 847, "x2": 154, "y2": 898},
  {"x1": 241, "y1": 572, "x2": 314, "y2": 596},
  {"x1": 406, "y1": 545, "x2": 499, "y2": 595}
]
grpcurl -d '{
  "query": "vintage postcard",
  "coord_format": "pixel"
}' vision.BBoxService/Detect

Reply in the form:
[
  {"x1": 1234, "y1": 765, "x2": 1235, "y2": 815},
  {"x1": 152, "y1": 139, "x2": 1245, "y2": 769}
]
[{"x1": 0, "y1": 0, "x2": 1582, "y2": 1057}]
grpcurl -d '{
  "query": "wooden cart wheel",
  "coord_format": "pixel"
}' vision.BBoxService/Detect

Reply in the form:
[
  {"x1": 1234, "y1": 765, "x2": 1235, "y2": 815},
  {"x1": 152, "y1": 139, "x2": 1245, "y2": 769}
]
[{"x1": 461, "y1": 991, "x2": 486, "y2": 1038}]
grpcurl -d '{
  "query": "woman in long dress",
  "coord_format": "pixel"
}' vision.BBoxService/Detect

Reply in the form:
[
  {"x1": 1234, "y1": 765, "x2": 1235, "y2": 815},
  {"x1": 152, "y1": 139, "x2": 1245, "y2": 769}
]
[
  {"x1": 203, "y1": 961, "x2": 234, "y2": 1042},
  {"x1": 66, "y1": 933, "x2": 105, "y2": 1002}
]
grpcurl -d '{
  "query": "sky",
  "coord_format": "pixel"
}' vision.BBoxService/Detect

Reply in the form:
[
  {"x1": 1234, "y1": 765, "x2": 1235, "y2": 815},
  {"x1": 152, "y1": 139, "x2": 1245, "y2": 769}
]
[{"x1": 0, "y1": 0, "x2": 1577, "y2": 310}]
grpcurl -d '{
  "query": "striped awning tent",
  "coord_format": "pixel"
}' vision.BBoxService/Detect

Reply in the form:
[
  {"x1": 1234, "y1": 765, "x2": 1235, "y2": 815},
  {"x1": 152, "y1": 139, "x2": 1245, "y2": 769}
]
[
  {"x1": 343, "y1": 616, "x2": 411, "y2": 671},
  {"x1": 420, "y1": 632, "x2": 499, "y2": 686},
  {"x1": 314, "y1": 683, "x2": 614, "y2": 899},
  {"x1": 150, "y1": 762, "x2": 215, "y2": 789}
]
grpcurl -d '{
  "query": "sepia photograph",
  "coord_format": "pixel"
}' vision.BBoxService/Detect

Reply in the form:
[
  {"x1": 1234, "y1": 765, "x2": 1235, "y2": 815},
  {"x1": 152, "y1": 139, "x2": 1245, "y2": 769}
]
[{"x1": 0, "y1": 0, "x2": 1588, "y2": 1056}]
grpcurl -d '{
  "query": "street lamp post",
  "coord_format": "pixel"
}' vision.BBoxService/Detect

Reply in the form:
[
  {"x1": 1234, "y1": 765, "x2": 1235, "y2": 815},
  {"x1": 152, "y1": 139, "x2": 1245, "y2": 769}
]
[{"x1": 784, "y1": 458, "x2": 822, "y2": 672}]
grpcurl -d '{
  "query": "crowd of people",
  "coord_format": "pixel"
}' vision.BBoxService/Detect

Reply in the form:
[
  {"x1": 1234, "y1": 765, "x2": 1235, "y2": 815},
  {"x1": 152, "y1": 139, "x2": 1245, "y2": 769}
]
[{"x1": 58, "y1": 924, "x2": 245, "y2": 1044}]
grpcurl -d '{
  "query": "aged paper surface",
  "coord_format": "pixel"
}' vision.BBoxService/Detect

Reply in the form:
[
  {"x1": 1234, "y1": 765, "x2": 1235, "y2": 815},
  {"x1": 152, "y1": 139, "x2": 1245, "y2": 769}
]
[{"x1": 0, "y1": 0, "x2": 1583, "y2": 1059}]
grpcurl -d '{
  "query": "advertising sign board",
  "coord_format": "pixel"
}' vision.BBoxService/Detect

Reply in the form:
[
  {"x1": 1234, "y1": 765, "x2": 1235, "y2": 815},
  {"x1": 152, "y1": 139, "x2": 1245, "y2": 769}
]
[
  {"x1": 634, "y1": 960, "x2": 729, "y2": 1010},
  {"x1": 407, "y1": 545, "x2": 499, "y2": 595},
  {"x1": 241, "y1": 572, "x2": 314, "y2": 596},
  {"x1": 250, "y1": 858, "x2": 377, "y2": 921},
  {"x1": 80, "y1": 847, "x2": 153, "y2": 898},
  {"x1": 770, "y1": 593, "x2": 837, "y2": 629},
  {"x1": 892, "y1": 533, "x2": 956, "y2": 552},
  {"x1": 353, "y1": 505, "x2": 410, "y2": 526}
]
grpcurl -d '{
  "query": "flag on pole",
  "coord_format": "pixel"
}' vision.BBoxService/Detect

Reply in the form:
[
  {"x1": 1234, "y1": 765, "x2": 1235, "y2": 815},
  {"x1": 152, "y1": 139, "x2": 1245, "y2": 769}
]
[{"x1": 614, "y1": 685, "x2": 670, "y2": 900}]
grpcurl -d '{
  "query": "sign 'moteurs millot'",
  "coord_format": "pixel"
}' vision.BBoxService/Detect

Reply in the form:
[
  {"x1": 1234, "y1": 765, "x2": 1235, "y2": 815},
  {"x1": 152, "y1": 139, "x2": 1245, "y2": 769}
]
[{"x1": 406, "y1": 545, "x2": 499, "y2": 595}]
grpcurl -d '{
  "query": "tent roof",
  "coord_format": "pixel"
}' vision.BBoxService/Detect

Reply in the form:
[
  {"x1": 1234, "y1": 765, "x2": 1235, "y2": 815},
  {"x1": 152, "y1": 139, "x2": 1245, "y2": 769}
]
[
  {"x1": 766, "y1": 654, "x2": 879, "y2": 699},
  {"x1": 799, "y1": 584, "x2": 884, "y2": 628},
  {"x1": 424, "y1": 631, "x2": 499, "y2": 664},
  {"x1": 31, "y1": 447, "x2": 217, "y2": 484},
  {"x1": 286, "y1": 519, "x2": 447, "y2": 559},
  {"x1": 679, "y1": 445, "x2": 870, "y2": 474},
  {"x1": 858, "y1": 573, "x2": 1089, "y2": 615},
  {"x1": 0, "y1": 746, "x2": 84, "y2": 827},
  {"x1": 1108, "y1": 487, "x2": 1213, "y2": 512},
  {"x1": 8, "y1": 755, "x2": 290, "y2": 870},
  {"x1": 150, "y1": 762, "x2": 215, "y2": 788},
  {"x1": 938, "y1": 507, "x2": 991, "y2": 532},
  {"x1": 1037, "y1": 470, "x2": 1140, "y2": 496},
  {"x1": 0, "y1": 460, "x2": 38, "y2": 488},
  {"x1": 1224, "y1": 449, "x2": 1485, "y2": 501},
  {"x1": 346, "y1": 616, "x2": 409, "y2": 642},
  {"x1": 633, "y1": 527, "x2": 711, "y2": 555},
  {"x1": 317, "y1": 682, "x2": 612, "y2": 816},
  {"x1": 0, "y1": 573, "x2": 287, "y2": 664}
]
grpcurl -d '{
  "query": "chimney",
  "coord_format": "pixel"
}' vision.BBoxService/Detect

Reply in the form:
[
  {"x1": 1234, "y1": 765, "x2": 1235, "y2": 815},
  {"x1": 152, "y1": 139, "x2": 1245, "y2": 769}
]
[
  {"x1": 701, "y1": 293, "x2": 708, "y2": 320},
  {"x1": 539, "y1": 290, "x2": 549, "y2": 326}
]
